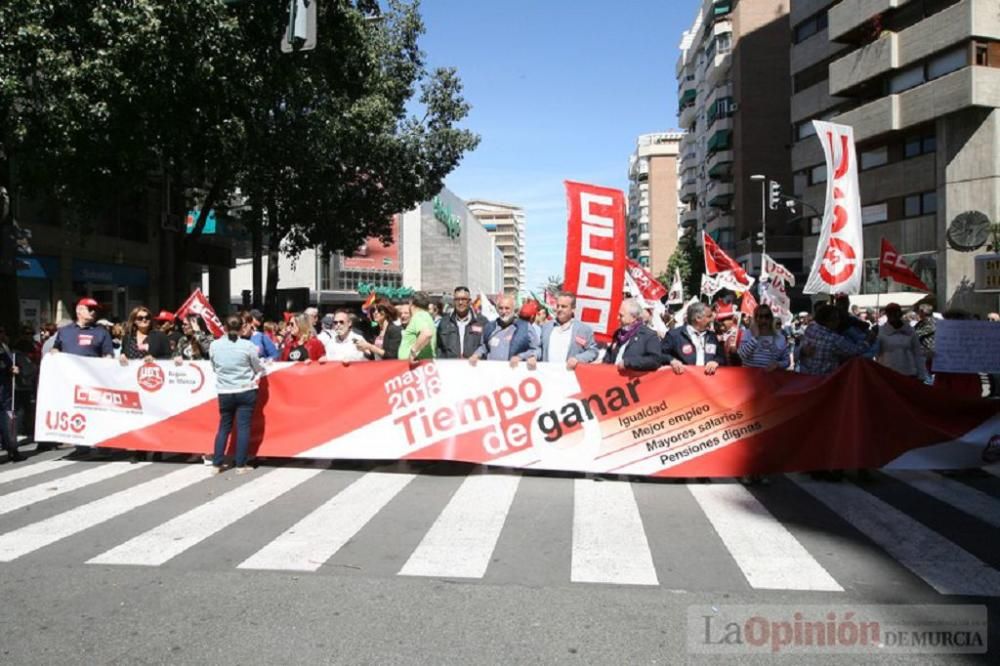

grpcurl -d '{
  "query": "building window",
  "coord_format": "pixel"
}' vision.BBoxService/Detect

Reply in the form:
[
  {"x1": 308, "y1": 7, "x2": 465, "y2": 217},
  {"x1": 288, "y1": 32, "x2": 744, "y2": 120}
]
[
  {"x1": 862, "y1": 203, "x2": 888, "y2": 225},
  {"x1": 975, "y1": 43, "x2": 989, "y2": 66},
  {"x1": 793, "y1": 10, "x2": 828, "y2": 44},
  {"x1": 927, "y1": 47, "x2": 967, "y2": 80},
  {"x1": 860, "y1": 146, "x2": 888, "y2": 170},
  {"x1": 809, "y1": 164, "x2": 827, "y2": 185},
  {"x1": 904, "y1": 131, "x2": 936, "y2": 158},
  {"x1": 889, "y1": 65, "x2": 926, "y2": 94},
  {"x1": 904, "y1": 191, "x2": 938, "y2": 217}
]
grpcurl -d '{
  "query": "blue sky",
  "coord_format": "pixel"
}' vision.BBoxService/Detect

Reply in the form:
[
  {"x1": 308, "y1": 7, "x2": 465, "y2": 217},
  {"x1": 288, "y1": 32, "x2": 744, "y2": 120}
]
[{"x1": 418, "y1": 0, "x2": 695, "y2": 292}]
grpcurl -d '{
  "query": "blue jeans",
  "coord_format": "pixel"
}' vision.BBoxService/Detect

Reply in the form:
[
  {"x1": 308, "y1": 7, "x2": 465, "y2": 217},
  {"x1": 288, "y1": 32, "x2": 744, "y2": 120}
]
[{"x1": 212, "y1": 390, "x2": 257, "y2": 468}]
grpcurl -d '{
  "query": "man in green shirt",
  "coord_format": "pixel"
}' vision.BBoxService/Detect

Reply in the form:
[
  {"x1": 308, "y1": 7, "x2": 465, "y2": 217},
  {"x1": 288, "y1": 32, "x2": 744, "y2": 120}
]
[{"x1": 398, "y1": 292, "x2": 437, "y2": 362}]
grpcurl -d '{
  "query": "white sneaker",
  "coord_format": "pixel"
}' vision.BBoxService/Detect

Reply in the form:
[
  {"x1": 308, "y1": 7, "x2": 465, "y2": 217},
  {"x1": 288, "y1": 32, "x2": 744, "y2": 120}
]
[{"x1": 202, "y1": 456, "x2": 213, "y2": 466}]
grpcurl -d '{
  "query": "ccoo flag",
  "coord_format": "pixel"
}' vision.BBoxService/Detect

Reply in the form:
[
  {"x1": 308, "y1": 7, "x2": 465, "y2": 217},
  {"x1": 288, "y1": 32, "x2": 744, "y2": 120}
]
[{"x1": 879, "y1": 238, "x2": 929, "y2": 291}]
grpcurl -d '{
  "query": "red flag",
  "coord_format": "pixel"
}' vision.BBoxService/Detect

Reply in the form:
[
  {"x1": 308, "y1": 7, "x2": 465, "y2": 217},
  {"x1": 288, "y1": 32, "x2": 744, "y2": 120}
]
[
  {"x1": 175, "y1": 289, "x2": 224, "y2": 338},
  {"x1": 703, "y1": 231, "x2": 750, "y2": 285},
  {"x1": 740, "y1": 290, "x2": 759, "y2": 318},
  {"x1": 878, "y1": 238, "x2": 929, "y2": 291},
  {"x1": 564, "y1": 181, "x2": 627, "y2": 343},
  {"x1": 625, "y1": 259, "x2": 668, "y2": 302}
]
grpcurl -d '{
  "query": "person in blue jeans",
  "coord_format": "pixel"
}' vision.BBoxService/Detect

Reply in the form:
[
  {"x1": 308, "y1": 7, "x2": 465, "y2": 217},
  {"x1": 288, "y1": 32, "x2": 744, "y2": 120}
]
[{"x1": 209, "y1": 314, "x2": 263, "y2": 475}]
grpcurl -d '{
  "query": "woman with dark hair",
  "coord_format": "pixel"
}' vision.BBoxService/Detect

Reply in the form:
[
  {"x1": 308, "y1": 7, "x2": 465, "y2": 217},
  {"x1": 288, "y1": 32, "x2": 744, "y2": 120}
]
[
  {"x1": 173, "y1": 315, "x2": 214, "y2": 361},
  {"x1": 209, "y1": 314, "x2": 263, "y2": 474},
  {"x1": 118, "y1": 306, "x2": 171, "y2": 365},
  {"x1": 355, "y1": 299, "x2": 402, "y2": 360},
  {"x1": 738, "y1": 304, "x2": 791, "y2": 371}
]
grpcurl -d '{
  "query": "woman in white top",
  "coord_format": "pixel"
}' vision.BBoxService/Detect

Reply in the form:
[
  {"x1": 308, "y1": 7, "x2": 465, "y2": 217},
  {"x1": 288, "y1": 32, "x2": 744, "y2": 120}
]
[{"x1": 875, "y1": 303, "x2": 928, "y2": 382}]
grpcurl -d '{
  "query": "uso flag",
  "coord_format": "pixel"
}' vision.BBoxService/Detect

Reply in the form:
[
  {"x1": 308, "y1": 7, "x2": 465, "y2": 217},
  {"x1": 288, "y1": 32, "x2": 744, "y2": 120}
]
[
  {"x1": 563, "y1": 181, "x2": 626, "y2": 343},
  {"x1": 805, "y1": 121, "x2": 864, "y2": 295}
]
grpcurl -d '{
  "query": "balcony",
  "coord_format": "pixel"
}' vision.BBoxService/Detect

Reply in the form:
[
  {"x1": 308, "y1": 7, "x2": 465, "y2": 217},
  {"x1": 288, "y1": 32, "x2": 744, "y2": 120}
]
[
  {"x1": 706, "y1": 149, "x2": 734, "y2": 179},
  {"x1": 679, "y1": 102, "x2": 697, "y2": 130},
  {"x1": 680, "y1": 209, "x2": 699, "y2": 229},
  {"x1": 705, "y1": 47, "x2": 732, "y2": 87},
  {"x1": 639, "y1": 231, "x2": 650, "y2": 243},
  {"x1": 680, "y1": 179, "x2": 699, "y2": 204},
  {"x1": 706, "y1": 181, "x2": 734, "y2": 209},
  {"x1": 706, "y1": 128, "x2": 732, "y2": 154}
]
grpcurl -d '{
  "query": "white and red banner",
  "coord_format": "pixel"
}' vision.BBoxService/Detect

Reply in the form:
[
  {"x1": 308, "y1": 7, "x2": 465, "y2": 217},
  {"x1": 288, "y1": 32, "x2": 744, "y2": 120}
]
[
  {"x1": 761, "y1": 280, "x2": 793, "y2": 326},
  {"x1": 35, "y1": 355, "x2": 1000, "y2": 476},
  {"x1": 667, "y1": 269, "x2": 684, "y2": 305},
  {"x1": 763, "y1": 254, "x2": 795, "y2": 287},
  {"x1": 703, "y1": 231, "x2": 751, "y2": 286},
  {"x1": 564, "y1": 181, "x2": 626, "y2": 343},
  {"x1": 626, "y1": 259, "x2": 668, "y2": 302},
  {"x1": 175, "y1": 289, "x2": 224, "y2": 338},
  {"x1": 805, "y1": 121, "x2": 864, "y2": 295},
  {"x1": 879, "y1": 238, "x2": 930, "y2": 291},
  {"x1": 701, "y1": 271, "x2": 753, "y2": 297}
]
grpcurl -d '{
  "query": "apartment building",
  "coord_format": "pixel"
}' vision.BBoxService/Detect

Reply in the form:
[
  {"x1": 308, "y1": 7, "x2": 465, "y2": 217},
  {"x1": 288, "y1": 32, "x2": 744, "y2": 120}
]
[
  {"x1": 677, "y1": 0, "x2": 794, "y2": 275},
  {"x1": 467, "y1": 199, "x2": 526, "y2": 295},
  {"x1": 791, "y1": 0, "x2": 1000, "y2": 311},
  {"x1": 627, "y1": 132, "x2": 683, "y2": 274}
]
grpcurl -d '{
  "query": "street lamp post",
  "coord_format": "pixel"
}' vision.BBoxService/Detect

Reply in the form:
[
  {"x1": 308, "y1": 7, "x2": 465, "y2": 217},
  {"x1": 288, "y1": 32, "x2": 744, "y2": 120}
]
[{"x1": 750, "y1": 174, "x2": 766, "y2": 280}]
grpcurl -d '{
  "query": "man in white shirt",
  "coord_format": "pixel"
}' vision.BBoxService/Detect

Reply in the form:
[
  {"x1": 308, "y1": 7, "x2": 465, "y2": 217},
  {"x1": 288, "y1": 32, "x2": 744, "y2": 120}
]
[
  {"x1": 318, "y1": 311, "x2": 367, "y2": 363},
  {"x1": 531, "y1": 293, "x2": 599, "y2": 369}
]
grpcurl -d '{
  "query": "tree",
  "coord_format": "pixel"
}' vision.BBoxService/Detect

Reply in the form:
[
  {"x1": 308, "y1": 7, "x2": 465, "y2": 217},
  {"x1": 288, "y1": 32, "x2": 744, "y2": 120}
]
[
  {"x1": 0, "y1": 0, "x2": 479, "y2": 323},
  {"x1": 662, "y1": 228, "x2": 705, "y2": 299},
  {"x1": 540, "y1": 274, "x2": 563, "y2": 296}
]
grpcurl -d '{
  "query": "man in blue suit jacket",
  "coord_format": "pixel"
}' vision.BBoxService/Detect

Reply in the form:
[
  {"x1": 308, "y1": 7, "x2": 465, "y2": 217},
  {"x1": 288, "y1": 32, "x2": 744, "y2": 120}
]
[
  {"x1": 530, "y1": 293, "x2": 599, "y2": 370},
  {"x1": 661, "y1": 301, "x2": 726, "y2": 375},
  {"x1": 604, "y1": 299, "x2": 664, "y2": 371},
  {"x1": 469, "y1": 295, "x2": 540, "y2": 368}
]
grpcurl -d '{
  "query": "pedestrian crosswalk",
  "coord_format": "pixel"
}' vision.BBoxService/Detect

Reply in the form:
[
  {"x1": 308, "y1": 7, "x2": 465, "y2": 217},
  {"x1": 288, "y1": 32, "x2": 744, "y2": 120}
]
[{"x1": 2, "y1": 456, "x2": 1000, "y2": 598}]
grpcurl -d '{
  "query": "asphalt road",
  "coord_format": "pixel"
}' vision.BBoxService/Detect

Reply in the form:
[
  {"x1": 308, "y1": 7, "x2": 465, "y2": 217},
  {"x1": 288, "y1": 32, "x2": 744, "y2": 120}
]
[{"x1": 1, "y1": 446, "x2": 997, "y2": 665}]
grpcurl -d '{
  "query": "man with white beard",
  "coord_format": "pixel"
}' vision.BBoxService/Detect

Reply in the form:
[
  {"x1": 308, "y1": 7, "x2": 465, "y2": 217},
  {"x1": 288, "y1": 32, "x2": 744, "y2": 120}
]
[{"x1": 469, "y1": 295, "x2": 539, "y2": 368}]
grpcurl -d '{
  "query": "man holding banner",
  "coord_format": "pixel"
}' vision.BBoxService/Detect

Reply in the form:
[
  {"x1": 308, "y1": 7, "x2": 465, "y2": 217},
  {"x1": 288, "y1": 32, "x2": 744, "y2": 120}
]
[
  {"x1": 662, "y1": 302, "x2": 726, "y2": 375},
  {"x1": 532, "y1": 292, "x2": 599, "y2": 369}
]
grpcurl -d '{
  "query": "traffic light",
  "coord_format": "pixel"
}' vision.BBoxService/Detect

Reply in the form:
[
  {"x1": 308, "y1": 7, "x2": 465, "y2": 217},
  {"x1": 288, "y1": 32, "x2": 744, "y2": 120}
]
[
  {"x1": 768, "y1": 180, "x2": 782, "y2": 211},
  {"x1": 281, "y1": 0, "x2": 317, "y2": 53},
  {"x1": 755, "y1": 231, "x2": 765, "y2": 247}
]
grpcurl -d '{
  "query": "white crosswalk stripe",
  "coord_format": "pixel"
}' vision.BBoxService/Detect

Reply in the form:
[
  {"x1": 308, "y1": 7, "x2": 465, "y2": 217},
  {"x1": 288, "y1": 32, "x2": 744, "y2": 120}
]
[
  {"x1": 400, "y1": 474, "x2": 521, "y2": 579},
  {"x1": 884, "y1": 470, "x2": 1000, "y2": 529},
  {"x1": 89, "y1": 467, "x2": 321, "y2": 566},
  {"x1": 0, "y1": 460, "x2": 77, "y2": 487},
  {"x1": 571, "y1": 479, "x2": 658, "y2": 586},
  {"x1": 0, "y1": 465, "x2": 207, "y2": 562},
  {"x1": 688, "y1": 483, "x2": 842, "y2": 591},
  {"x1": 239, "y1": 471, "x2": 416, "y2": 572},
  {"x1": 792, "y1": 476, "x2": 1000, "y2": 596},
  {"x1": 0, "y1": 462, "x2": 148, "y2": 516}
]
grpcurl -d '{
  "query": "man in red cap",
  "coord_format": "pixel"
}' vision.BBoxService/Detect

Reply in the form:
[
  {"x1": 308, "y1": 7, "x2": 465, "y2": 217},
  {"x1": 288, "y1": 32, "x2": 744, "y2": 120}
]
[{"x1": 50, "y1": 298, "x2": 114, "y2": 358}]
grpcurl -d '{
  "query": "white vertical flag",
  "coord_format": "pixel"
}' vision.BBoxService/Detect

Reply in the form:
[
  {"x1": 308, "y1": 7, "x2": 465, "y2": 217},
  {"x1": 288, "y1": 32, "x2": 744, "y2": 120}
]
[
  {"x1": 667, "y1": 269, "x2": 684, "y2": 305},
  {"x1": 804, "y1": 121, "x2": 864, "y2": 295}
]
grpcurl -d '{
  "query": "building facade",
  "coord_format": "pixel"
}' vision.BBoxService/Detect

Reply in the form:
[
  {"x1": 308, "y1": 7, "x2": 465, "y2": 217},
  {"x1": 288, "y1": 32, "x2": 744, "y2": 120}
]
[
  {"x1": 467, "y1": 199, "x2": 526, "y2": 295},
  {"x1": 627, "y1": 132, "x2": 683, "y2": 274},
  {"x1": 677, "y1": 0, "x2": 795, "y2": 276},
  {"x1": 229, "y1": 186, "x2": 502, "y2": 308},
  {"x1": 791, "y1": 0, "x2": 1000, "y2": 312}
]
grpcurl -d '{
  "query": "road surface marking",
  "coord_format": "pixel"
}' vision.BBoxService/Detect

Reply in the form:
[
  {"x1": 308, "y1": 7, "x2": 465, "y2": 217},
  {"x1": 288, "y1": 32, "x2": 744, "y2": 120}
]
[
  {"x1": 0, "y1": 462, "x2": 147, "y2": 516},
  {"x1": 89, "y1": 467, "x2": 322, "y2": 566},
  {"x1": 400, "y1": 474, "x2": 521, "y2": 579},
  {"x1": 571, "y1": 479, "x2": 658, "y2": 586},
  {"x1": 240, "y1": 471, "x2": 415, "y2": 572},
  {"x1": 0, "y1": 465, "x2": 207, "y2": 562},
  {"x1": 688, "y1": 483, "x2": 842, "y2": 591}
]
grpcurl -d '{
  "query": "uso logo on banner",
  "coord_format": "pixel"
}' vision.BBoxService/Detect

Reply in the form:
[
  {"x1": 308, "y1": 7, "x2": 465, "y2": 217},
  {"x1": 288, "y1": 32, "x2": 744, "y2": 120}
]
[
  {"x1": 45, "y1": 411, "x2": 87, "y2": 434},
  {"x1": 137, "y1": 363, "x2": 165, "y2": 392}
]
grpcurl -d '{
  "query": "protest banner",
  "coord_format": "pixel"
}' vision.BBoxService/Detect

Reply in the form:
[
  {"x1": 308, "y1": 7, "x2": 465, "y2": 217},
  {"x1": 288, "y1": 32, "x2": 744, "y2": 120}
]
[
  {"x1": 932, "y1": 320, "x2": 1000, "y2": 374},
  {"x1": 36, "y1": 355, "x2": 1000, "y2": 476}
]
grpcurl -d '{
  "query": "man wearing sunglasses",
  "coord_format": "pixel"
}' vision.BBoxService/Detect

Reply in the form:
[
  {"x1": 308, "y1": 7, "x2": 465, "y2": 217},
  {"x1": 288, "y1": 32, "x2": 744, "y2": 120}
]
[
  {"x1": 317, "y1": 310, "x2": 367, "y2": 363},
  {"x1": 49, "y1": 298, "x2": 114, "y2": 358}
]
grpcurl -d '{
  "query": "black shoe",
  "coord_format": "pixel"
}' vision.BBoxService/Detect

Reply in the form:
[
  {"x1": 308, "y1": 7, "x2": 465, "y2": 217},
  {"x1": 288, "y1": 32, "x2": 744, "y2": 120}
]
[{"x1": 7, "y1": 451, "x2": 26, "y2": 462}]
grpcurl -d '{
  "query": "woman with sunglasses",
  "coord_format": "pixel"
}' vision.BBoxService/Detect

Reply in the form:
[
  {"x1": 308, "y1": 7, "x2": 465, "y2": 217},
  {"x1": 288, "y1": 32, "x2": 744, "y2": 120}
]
[
  {"x1": 279, "y1": 313, "x2": 325, "y2": 362},
  {"x1": 118, "y1": 307, "x2": 172, "y2": 365},
  {"x1": 738, "y1": 304, "x2": 791, "y2": 372},
  {"x1": 354, "y1": 300, "x2": 401, "y2": 361}
]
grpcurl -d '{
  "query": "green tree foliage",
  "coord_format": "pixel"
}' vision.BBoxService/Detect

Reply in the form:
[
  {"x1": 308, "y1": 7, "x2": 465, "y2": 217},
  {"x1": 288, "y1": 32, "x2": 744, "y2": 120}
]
[
  {"x1": 662, "y1": 228, "x2": 705, "y2": 298},
  {"x1": 0, "y1": 0, "x2": 479, "y2": 318}
]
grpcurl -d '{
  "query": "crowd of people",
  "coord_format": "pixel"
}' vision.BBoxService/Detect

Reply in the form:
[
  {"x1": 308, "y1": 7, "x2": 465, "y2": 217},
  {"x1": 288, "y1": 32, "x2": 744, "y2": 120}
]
[{"x1": 2, "y1": 286, "x2": 998, "y2": 476}]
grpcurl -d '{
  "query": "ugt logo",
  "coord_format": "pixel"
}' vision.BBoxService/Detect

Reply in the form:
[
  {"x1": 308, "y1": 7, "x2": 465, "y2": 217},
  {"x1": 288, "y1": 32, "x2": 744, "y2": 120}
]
[
  {"x1": 45, "y1": 411, "x2": 87, "y2": 434},
  {"x1": 137, "y1": 362, "x2": 165, "y2": 392}
]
